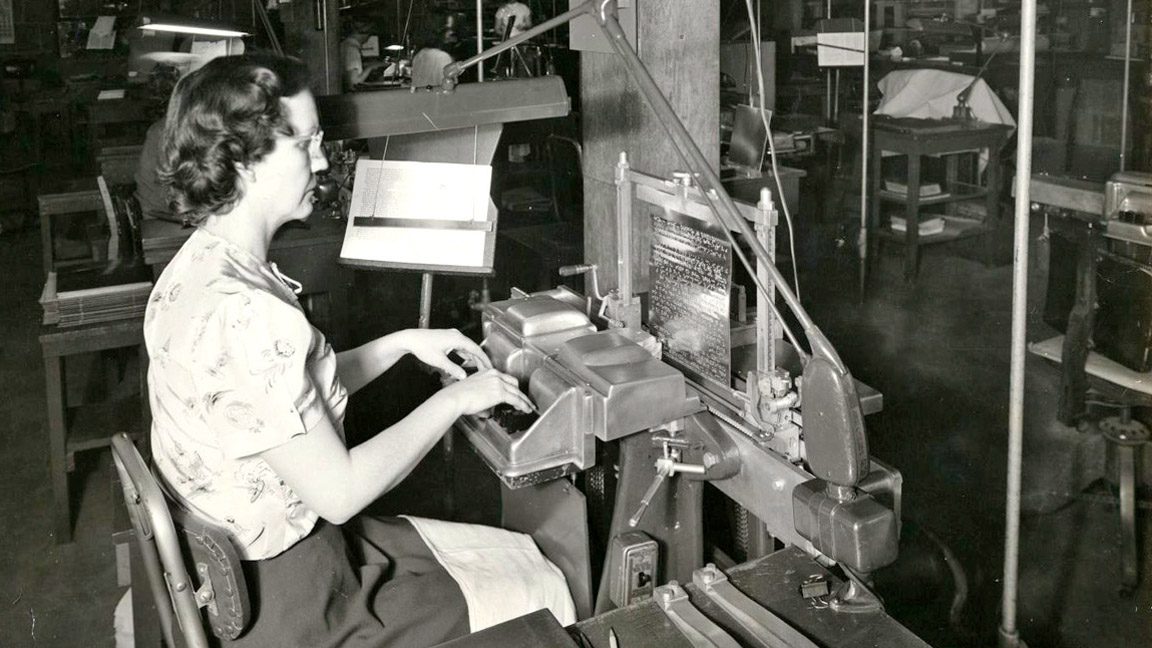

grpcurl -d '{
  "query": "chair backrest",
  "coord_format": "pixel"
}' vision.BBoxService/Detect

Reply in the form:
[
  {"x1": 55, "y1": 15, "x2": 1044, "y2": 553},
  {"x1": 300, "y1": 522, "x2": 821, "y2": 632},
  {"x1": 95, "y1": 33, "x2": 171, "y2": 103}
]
[{"x1": 110, "y1": 433, "x2": 251, "y2": 647}]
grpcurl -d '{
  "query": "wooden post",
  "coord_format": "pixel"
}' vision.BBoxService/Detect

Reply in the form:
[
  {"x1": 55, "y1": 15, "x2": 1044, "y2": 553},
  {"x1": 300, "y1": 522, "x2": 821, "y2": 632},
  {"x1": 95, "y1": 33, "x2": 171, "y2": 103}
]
[{"x1": 580, "y1": 1, "x2": 719, "y2": 293}]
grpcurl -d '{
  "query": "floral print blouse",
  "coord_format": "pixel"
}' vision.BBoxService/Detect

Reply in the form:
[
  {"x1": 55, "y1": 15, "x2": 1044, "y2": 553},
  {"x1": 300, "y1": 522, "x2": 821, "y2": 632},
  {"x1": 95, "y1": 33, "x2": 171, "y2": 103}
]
[{"x1": 145, "y1": 228, "x2": 348, "y2": 560}]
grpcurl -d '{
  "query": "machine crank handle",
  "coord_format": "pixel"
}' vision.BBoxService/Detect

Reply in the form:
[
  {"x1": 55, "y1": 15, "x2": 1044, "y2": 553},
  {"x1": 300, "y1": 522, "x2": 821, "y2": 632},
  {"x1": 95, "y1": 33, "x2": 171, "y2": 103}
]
[
  {"x1": 629, "y1": 458, "x2": 707, "y2": 527},
  {"x1": 628, "y1": 470, "x2": 666, "y2": 528},
  {"x1": 558, "y1": 263, "x2": 597, "y2": 277}
]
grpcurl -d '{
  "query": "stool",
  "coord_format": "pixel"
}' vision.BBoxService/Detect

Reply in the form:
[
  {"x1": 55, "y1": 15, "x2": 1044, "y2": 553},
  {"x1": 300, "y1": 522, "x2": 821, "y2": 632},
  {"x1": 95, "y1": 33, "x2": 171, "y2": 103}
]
[
  {"x1": 1099, "y1": 409, "x2": 1150, "y2": 594},
  {"x1": 866, "y1": 116, "x2": 1012, "y2": 283},
  {"x1": 40, "y1": 317, "x2": 149, "y2": 543}
]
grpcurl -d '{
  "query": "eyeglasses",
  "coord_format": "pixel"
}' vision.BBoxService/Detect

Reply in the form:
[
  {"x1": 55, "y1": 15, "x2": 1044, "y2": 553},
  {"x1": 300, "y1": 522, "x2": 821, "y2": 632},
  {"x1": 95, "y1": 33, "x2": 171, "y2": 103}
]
[{"x1": 283, "y1": 129, "x2": 325, "y2": 156}]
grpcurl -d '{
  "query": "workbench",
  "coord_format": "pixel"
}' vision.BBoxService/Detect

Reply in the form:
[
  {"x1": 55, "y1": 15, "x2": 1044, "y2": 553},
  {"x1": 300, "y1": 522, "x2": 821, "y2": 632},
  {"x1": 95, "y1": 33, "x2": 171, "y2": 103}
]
[{"x1": 867, "y1": 116, "x2": 1012, "y2": 282}]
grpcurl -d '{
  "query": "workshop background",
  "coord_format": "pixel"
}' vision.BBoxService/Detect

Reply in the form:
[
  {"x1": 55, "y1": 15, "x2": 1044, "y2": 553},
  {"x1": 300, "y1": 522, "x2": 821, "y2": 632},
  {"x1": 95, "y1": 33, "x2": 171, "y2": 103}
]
[{"x1": 1, "y1": 0, "x2": 1150, "y2": 646}]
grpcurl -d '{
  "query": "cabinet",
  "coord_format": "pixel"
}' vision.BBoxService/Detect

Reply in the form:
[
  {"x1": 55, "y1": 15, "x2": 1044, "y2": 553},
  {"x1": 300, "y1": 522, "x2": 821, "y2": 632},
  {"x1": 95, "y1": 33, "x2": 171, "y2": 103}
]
[{"x1": 867, "y1": 116, "x2": 1012, "y2": 282}]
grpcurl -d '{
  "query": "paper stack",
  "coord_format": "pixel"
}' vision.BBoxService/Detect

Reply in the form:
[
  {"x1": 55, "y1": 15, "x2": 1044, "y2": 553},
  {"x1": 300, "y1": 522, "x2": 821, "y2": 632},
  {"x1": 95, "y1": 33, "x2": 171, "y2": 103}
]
[
  {"x1": 890, "y1": 216, "x2": 946, "y2": 236},
  {"x1": 43, "y1": 262, "x2": 153, "y2": 327}
]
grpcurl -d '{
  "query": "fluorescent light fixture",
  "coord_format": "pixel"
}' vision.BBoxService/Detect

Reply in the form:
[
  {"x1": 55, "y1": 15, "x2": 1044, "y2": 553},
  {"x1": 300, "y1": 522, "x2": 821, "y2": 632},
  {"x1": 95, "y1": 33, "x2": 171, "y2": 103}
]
[
  {"x1": 138, "y1": 15, "x2": 250, "y2": 39},
  {"x1": 384, "y1": 44, "x2": 405, "y2": 52}
]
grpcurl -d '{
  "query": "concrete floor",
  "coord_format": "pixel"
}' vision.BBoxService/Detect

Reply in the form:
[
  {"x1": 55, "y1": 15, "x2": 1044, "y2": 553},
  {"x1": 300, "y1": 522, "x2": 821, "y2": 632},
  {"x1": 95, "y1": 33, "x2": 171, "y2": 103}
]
[{"x1": 2, "y1": 189, "x2": 1150, "y2": 647}]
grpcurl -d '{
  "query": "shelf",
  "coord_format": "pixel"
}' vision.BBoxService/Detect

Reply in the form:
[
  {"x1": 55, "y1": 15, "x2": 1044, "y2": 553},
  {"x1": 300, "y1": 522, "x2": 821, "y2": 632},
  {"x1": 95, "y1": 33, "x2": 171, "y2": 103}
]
[
  {"x1": 878, "y1": 181, "x2": 989, "y2": 206},
  {"x1": 878, "y1": 216, "x2": 989, "y2": 245}
]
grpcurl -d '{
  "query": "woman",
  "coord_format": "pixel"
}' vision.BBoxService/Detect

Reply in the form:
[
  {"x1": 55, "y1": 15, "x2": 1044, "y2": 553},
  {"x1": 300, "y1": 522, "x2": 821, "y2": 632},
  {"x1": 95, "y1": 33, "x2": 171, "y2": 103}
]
[
  {"x1": 147, "y1": 53, "x2": 570, "y2": 646},
  {"x1": 340, "y1": 20, "x2": 391, "y2": 90}
]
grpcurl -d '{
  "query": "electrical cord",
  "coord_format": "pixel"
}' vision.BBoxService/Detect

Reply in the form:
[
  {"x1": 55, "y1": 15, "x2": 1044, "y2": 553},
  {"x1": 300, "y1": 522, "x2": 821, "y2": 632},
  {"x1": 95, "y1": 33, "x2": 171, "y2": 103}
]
[{"x1": 743, "y1": 0, "x2": 802, "y2": 302}]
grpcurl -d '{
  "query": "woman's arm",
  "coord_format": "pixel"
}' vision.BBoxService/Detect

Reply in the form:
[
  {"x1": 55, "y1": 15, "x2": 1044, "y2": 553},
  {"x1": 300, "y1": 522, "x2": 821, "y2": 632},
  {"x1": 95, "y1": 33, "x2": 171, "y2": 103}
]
[
  {"x1": 335, "y1": 331, "x2": 412, "y2": 395},
  {"x1": 261, "y1": 369, "x2": 532, "y2": 524},
  {"x1": 335, "y1": 329, "x2": 492, "y2": 396}
]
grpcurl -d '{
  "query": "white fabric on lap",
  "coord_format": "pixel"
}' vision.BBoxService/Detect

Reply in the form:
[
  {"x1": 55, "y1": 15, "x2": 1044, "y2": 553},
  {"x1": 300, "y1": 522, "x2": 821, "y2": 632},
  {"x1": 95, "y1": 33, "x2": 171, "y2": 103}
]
[{"x1": 400, "y1": 515, "x2": 577, "y2": 632}]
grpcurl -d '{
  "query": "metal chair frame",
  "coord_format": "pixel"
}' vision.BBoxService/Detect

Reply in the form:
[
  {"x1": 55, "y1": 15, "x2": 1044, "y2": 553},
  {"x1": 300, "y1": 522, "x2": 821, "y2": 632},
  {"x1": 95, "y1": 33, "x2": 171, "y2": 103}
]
[{"x1": 111, "y1": 432, "x2": 249, "y2": 648}]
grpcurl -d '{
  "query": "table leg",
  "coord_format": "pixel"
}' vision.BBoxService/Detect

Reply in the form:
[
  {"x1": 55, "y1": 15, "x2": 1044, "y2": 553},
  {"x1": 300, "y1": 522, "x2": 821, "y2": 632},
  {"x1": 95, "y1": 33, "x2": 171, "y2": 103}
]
[
  {"x1": 944, "y1": 154, "x2": 959, "y2": 219},
  {"x1": 1058, "y1": 224, "x2": 1101, "y2": 425},
  {"x1": 904, "y1": 154, "x2": 922, "y2": 282},
  {"x1": 984, "y1": 143, "x2": 1003, "y2": 266},
  {"x1": 1118, "y1": 443, "x2": 1139, "y2": 592},
  {"x1": 44, "y1": 352, "x2": 71, "y2": 543},
  {"x1": 865, "y1": 139, "x2": 884, "y2": 292},
  {"x1": 137, "y1": 343, "x2": 152, "y2": 461}
]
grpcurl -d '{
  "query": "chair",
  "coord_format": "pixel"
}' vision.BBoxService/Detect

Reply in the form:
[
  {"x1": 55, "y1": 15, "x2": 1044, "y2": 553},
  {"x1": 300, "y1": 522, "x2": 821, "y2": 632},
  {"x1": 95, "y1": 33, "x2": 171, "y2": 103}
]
[{"x1": 110, "y1": 433, "x2": 251, "y2": 647}]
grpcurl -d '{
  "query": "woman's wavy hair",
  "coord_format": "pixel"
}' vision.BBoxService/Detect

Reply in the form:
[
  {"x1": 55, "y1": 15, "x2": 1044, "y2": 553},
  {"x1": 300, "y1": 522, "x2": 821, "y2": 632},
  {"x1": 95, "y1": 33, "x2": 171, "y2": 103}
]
[{"x1": 159, "y1": 53, "x2": 311, "y2": 225}]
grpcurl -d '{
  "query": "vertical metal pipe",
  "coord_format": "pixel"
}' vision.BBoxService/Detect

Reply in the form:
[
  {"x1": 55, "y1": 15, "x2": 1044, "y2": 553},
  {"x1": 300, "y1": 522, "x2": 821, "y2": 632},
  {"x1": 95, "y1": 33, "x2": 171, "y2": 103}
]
[
  {"x1": 858, "y1": 0, "x2": 870, "y2": 297},
  {"x1": 476, "y1": 0, "x2": 485, "y2": 81},
  {"x1": 419, "y1": 272, "x2": 434, "y2": 329},
  {"x1": 1120, "y1": 0, "x2": 1133, "y2": 171},
  {"x1": 615, "y1": 152, "x2": 633, "y2": 304},
  {"x1": 999, "y1": 0, "x2": 1038, "y2": 643}
]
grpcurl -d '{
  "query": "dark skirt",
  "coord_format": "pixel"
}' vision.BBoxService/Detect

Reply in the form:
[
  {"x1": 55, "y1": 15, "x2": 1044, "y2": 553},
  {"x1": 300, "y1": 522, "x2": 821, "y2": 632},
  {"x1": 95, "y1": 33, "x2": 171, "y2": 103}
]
[{"x1": 226, "y1": 516, "x2": 470, "y2": 648}]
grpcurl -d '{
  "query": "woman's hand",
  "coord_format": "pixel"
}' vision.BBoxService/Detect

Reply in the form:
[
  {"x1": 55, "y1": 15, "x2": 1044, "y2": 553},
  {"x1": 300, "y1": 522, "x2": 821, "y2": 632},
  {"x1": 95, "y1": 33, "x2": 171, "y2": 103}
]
[
  {"x1": 438, "y1": 368, "x2": 534, "y2": 416},
  {"x1": 402, "y1": 328, "x2": 492, "y2": 380}
]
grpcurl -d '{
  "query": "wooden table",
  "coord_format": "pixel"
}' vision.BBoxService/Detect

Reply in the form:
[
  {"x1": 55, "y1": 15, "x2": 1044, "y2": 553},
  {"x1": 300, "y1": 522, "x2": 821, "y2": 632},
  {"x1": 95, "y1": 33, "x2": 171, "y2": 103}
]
[
  {"x1": 141, "y1": 217, "x2": 353, "y2": 348},
  {"x1": 83, "y1": 95, "x2": 152, "y2": 153},
  {"x1": 867, "y1": 116, "x2": 1012, "y2": 282},
  {"x1": 40, "y1": 317, "x2": 149, "y2": 543}
]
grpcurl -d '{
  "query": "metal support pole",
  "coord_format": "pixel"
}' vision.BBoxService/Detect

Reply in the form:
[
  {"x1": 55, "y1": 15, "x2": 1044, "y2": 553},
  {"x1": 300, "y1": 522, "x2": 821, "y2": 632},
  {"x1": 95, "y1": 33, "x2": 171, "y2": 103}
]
[
  {"x1": 1120, "y1": 0, "x2": 1133, "y2": 171},
  {"x1": 999, "y1": 0, "x2": 1038, "y2": 643},
  {"x1": 476, "y1": 0, "x2": 485, "y2": 81},
  {"x1": 419, "y1": 272, "x2": 434, "y2": 329},
  {"x1": 859, "y1": 0, "x2": 871, "y2": 298}
]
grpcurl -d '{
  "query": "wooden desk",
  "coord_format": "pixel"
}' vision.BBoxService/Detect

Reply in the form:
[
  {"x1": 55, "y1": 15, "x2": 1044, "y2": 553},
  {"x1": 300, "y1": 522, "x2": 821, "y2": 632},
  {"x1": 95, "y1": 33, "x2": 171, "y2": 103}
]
[
  {"x1": 141, "y1": 218, "x2": 353, "y2": 348},
  {"x1": 867, "y1": 116, "x2": 1012, "y2": 282},
  {"x1": 40, "y1": 317, "x2": 149, "y2": 543},
  {"x1": 84, "y1": 95, "x2": 151, "y2": 152}
]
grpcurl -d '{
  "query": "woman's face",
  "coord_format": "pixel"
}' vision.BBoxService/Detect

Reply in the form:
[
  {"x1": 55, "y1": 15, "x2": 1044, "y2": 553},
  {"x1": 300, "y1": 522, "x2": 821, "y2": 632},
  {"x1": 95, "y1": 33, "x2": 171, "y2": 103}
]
[{"x1": 243, "y1": 90, "x2": 328, "y2": 226}]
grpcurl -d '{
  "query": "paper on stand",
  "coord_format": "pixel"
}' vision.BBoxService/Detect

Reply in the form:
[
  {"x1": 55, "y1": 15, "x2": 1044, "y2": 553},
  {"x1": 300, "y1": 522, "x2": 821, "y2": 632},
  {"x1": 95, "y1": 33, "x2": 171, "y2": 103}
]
[
  {"x1": 341, "y1": 159, "x2": 494, "y2": 270},
  {"x1": 817, "y1": 31, "x2": 865, "y2": 66},
  {"x1": 87, "y1": 16, "x2": 116, "y2": 50}
]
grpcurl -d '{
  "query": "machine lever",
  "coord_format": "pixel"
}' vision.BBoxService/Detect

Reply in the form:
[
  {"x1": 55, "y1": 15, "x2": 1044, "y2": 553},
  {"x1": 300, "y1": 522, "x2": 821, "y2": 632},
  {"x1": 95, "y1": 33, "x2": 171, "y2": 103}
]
[
  {"x1": 559, "y1": 263, "x2": 596, "y2": 277},
  {"x1": 627, "y1": 468, "x2": 666, "y2": 528},
  {"x1": 653, "y1": 582, "x2": 741, "y2": 648},
  {"x1": 692, "y1": 564, "x2": 819, "y2": 648},
  {"x1": 628, "y1": 457, "x2": 705, "y2": 527}
]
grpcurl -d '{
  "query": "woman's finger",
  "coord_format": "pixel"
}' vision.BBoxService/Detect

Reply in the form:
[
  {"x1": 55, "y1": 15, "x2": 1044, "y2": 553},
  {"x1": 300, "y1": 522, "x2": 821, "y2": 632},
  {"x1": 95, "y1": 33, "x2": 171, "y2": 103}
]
[
  {"x1": 454, "y1": 342, "x2": 491, "y2": 370},
  {"x1": 429, "y1": 356, "x2": 466, "y2": 380}
]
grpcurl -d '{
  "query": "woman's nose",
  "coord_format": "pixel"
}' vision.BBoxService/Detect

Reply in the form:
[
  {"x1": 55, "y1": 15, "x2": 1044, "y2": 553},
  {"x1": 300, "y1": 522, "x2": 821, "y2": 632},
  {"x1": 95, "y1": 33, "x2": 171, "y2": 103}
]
[{"x1": 311, "y1": 148, "x2": 329, "y2": 174}]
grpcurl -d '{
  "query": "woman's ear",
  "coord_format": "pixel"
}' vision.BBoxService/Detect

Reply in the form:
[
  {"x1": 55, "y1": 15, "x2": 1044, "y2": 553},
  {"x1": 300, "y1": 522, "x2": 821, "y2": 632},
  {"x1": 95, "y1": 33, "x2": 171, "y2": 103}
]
[{"x1": 234, "y1": 162, "x2": 256, "y2": 185}]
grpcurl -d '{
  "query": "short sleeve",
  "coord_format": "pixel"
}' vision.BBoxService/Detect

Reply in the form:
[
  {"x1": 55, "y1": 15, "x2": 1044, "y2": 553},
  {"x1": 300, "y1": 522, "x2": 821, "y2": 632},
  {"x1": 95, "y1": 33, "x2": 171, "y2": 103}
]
[{"x1": 200, "y1": 291, "x2": 328, "y2": 459}]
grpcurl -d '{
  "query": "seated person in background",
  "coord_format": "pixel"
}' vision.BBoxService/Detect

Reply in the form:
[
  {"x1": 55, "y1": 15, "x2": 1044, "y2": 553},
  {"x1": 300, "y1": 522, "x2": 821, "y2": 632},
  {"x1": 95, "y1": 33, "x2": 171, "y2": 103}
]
[
  {"x1": 134, "y1": 46, "x2": 236, "y2": 223},
  {"x1": 134, "y1": 64, "x2": 182, "y2": 222},
  {"x1": 495, "y1": 1, "x2": 532, "y2": 39},
  {"x1": 410, "y1": 30, "x2": 456, "y2": 88},
  {"x1": 341, "y1": 20, "x2": 392, "y2": 90},
  {"x1": 149, "y1": 53, "x2": 574, "y2": 647}
]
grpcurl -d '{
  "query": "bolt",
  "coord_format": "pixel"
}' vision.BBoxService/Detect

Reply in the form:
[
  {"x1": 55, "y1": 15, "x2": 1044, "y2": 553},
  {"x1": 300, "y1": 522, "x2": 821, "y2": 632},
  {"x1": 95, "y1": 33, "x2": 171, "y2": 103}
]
[{"x1": 703, "y1": 452, "x2": 718, "y2": 468}]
